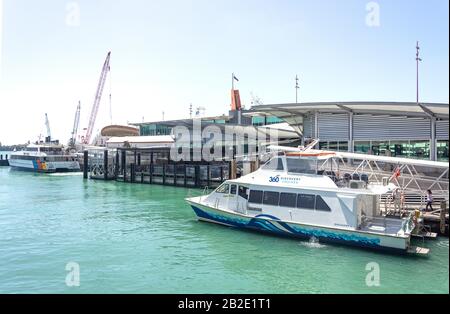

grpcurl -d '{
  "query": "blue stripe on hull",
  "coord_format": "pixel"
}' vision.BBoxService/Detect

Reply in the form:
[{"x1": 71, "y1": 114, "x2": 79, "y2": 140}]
[
  {"x1": 9, "y1": 166, "x2": 79, "y2": 173},
  {"x1": 191, "y1": 205, "x2": 406, "y2": 254}
]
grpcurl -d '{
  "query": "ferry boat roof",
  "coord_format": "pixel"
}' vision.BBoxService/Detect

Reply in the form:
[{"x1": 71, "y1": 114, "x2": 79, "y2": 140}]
[{"x1": 226, "y1": 156, "x2": 397, "y2": 195}]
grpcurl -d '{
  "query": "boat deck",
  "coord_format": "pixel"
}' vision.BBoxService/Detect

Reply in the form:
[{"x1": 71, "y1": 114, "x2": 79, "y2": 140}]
[{"x1": 359, "y1": 216, "x2": 405, "y2": 235}]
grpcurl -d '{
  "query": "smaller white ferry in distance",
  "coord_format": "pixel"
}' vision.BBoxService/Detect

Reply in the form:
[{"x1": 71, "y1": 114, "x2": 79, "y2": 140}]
[
  {"x1": 186, "y1": 143, "x2": 436, "y2": 255},
  {"x1": 9, "y1": 142, "x2": 80, "y2": 173}
]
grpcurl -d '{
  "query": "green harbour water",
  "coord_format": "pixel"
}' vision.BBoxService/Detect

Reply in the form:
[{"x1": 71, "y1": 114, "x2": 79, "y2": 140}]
[{"x1": 0, "y1": 167, "x2": 448, "y2": 294}]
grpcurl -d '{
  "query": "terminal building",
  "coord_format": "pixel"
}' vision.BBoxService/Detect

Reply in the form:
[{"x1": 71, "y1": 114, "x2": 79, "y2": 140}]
[
  {"x1": 128, "y1": 101, "x2": 448, "y2": 162},
  {"x1": 247, "y1": 102, "x2": 449, "y2": 162}
]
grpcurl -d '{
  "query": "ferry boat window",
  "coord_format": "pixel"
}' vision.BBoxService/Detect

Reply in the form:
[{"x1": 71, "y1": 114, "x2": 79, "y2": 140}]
[
  {"x1": 279, "y1": 192, "x2": 297, "y2": 208},
  {"x1": 230, "y1": 184, "x2": 237, "y2": 195},
  {"x1": 249, "y1": 190, "x2": 263, "y2": 204},
  {"x1": 216, "y1": 183, "x2": 230, "y2": 194},
  {"x1": 238, "y1": 186, "x2": 248, "y2": 199},
  {"x1": 297, "y1": 194, "x2": 316, "y2": 209},
  {"x1": 315, "y1": 196, "x2": 331, "y2": 212},
  {"x1": 263, "y1": 191, "x2": 280, "y2": 206},
  {"x1": 286, "y1": 158, "x2": 317, "y2": 174},
  {"x1": 262, "y1": 157, "x2": 284, "y2": 171}
]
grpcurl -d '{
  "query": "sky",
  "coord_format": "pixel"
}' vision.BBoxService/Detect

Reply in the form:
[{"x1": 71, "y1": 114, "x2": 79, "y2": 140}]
[{"x1": 0, "y1": 0, "x2": 448, "y2": 145}]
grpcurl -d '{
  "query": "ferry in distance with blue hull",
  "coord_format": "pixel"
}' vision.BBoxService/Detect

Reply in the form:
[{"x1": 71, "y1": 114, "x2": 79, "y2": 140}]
[
  {"x1": 9, "y1": 143, "x2": 80, "y2": 173},
  {"x1": 186, "y1": 146, "x2": 433, "y2": 255}
]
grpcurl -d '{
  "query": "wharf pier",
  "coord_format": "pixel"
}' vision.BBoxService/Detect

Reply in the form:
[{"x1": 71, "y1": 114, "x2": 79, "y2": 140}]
[
  {"x1": 82, "y1": 147, "x2": 234, "y2": 189},
  {"x1": 0, "y1": 154, "x2": 9, "y2": 166}
]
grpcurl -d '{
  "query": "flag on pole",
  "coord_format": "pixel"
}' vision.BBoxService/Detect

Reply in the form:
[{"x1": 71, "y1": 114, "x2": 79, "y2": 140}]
[{"x1": 233, "y1": 74, "x2": 239, "y2": 82}]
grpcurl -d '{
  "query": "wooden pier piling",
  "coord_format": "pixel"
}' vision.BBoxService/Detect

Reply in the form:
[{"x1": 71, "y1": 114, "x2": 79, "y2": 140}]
[
  {"x1": 104, "y1": 150, "x2": 108, "y2": 180},
  {"x1": 130, "y1": 163, "x2": 136, "y2": 183},
  {"x1": 83, "y1": 150, "x2": 88, "y2": 179},
  {"x1": 114, "y1": 151, "x2": 119, "y2": 179},
  {"x1": 440, "y1": 200, "x2": 447, "y2": 235},
  {"x1": 230, "y1": 160, "x2": 237, "y2": 179},
  {"x1": 0, "y1": 154, "x2": 9, "y2": 167}
]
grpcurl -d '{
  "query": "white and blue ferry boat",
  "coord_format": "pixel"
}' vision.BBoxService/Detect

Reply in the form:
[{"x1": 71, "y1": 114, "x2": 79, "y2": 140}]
[
  {"x1": 9, "y1": 143, "x2": 80, "y2": 173},
  {"x1": 186, "y1": 147, "x2": 429, "y2": 255}
]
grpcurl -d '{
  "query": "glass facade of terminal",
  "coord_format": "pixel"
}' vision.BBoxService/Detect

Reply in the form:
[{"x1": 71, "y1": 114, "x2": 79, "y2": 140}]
[
  {"x1": 252, "y1": 116, "x2": 284, "y2": 126},
  {"x1": 437, "y1": 141, "x2": 449, "y2": 161},
  {"x1": 319, "y1": 141, "x2": 349, "y2": 152},
  {"x1": 320, "y1": 140, "x2": 448, "y2": 161},
  {"x1": 140, "y1": 124, "x2": 172, "y2": 136},
  {"x1": 353, "y1": 140, "x2": 431, "y2": 160}
]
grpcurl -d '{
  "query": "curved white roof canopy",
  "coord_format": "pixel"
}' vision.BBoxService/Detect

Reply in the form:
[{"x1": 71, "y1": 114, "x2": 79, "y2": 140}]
[{"x1": 246, "y1": 102, "x2": 449, "y2": 135}]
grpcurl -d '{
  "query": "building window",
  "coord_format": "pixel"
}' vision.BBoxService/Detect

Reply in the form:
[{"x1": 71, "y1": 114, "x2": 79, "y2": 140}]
[
  {"x1": 319, "y1": 142, "x2": 329, "y2": 150},
  {"x1": 338, "y1": 141, "x2": 348, "y2": 152},
  {"x1": 252, "y1": 116, "x2": 265, "y2": 126},
  {"x1": 252, "y1": 116, "x2": 283, "y2": 126},
  {"x1": 263, "y1": 191, "x2": 280, "y2": 206},
  {"x1": 329, "y1": 142, "x2": 338, "y2": 151},
  {"x1": 408, "y1": 141, "x2": 430, "y2": 159},
  {"x1": 266, "y1": 116, "x2": 283, "y2": 125},
  {"x1": 354, "y1": 141, "x2": 371, "y2": 154},
  {"x1": 371, "y1": 141, "x2": 389, "y2": 156},
  {"x1": 279, "y1": 192, "x2": 297, "y2": 208},
  {"x1": 249, "y1": 190, "x2": 263, "y2": 204},
  {"x1": 319, "y1": 141, "x2": 348, "y2": 152},
  {"x1": 437, "y1": 141, "x2": 449, "y2": 161}
]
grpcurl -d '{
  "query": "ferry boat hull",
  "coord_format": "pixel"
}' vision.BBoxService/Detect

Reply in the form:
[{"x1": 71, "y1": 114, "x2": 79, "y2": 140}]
[
  {"x1": 187, "y1": 199, "x2": 410, "y2": 254},
  {"x1": 8, "y1": 158, "x2": 80, "y2": 173}
]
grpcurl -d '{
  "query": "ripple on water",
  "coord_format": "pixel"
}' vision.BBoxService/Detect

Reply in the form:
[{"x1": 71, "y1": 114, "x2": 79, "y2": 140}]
[
  {"x1": 436, "y1": 240, "x2": 449, "y2": 249},
  {"x1": 298, "y1": 236, "x2": 327, "y2": 249}
]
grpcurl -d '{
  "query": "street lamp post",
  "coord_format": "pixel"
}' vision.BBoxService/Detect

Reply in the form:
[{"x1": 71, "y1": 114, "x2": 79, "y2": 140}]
[{"x1": 416, "y1": 41, "x2": 422, "y2": 104}]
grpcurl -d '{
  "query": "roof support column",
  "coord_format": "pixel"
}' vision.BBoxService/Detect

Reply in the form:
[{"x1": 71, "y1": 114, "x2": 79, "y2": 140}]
[
  {"x1": 431, "y1": 117, "x2": 437, "y2": 161},
  {"x1": 314, "y1": 111, "x2": 319, "y2": 148},
  {"x1": 349, "y1": 112, "x2": 354, "y2": 153}
]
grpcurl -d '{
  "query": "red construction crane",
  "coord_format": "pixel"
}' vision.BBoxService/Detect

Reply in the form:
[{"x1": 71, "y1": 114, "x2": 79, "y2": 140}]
[{"x1": 83, "y1": 51, "x2": 111, "y2": 144}]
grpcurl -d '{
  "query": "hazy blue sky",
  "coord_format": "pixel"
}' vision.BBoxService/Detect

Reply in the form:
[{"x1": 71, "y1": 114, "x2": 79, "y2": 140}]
[{"x1": 0, "y1": 0, "x2": 448, "y2": 144}]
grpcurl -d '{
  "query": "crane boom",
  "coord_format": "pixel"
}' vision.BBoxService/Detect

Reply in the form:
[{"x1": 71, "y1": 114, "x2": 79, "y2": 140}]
[
  {"x1": 45, "y1": 113, "x2": 51, "y2": 143},
  {"x1": 83, "y1": 51, "x2": 111, "y2": 144},
  {"x1": 70, "y1": 101, "x2": 81, "y2": 146}
]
